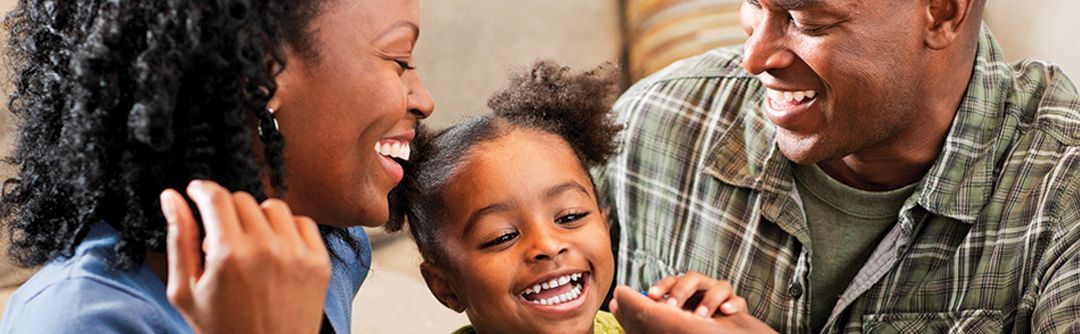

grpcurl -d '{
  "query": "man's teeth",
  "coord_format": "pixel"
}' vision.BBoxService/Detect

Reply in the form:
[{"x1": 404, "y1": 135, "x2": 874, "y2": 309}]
[
  {"x1": 522, "y1": 273, "x2": 584, "y2": 305},
  {"x1": 374, "y1": 141, "x2": 410, "y2": 161},
  {"x1": 766, "y1": 88, "x2": 817, "y2": 103}
]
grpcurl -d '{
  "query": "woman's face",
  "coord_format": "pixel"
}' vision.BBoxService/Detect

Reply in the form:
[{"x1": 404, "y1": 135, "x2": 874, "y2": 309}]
[{"x1": 273, "y1": 0, "x2": 434, "y2": 227}]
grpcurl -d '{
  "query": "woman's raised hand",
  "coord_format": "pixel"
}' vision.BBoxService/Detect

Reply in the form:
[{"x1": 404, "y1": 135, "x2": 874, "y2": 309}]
[{"x1": 160, "y1": 180, "x2": 331, "y2": 334}]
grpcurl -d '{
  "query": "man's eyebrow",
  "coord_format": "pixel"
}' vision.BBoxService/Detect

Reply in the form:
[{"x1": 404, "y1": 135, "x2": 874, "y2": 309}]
[
  {"x1": 769, "y1": 0, "x2": 823, "y2": 10},
  {"x1": 462, "y1": 201, "x2": 511, "y2": 236}
]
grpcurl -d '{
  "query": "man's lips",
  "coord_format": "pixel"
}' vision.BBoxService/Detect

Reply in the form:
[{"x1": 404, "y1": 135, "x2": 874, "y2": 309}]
[{"x1": 763, "y1": 87, "x2": 820, "y2": 129}]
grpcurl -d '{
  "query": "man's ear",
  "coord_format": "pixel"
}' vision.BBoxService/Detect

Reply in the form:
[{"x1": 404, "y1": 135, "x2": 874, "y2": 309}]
[
  {"x1": 420, "y1": 261, "x2": 466, "y2": 313},
  {"x1": 924, "y1": 0, "x2": 977, "y2": 50}
]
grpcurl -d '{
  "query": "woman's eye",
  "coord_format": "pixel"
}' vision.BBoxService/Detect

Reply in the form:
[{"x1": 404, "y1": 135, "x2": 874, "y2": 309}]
[
  {"x1": 393, "y1": 59, "x2": 415, "y2": 71},
  {"x1": 481, "y1": 231, "x2": 518, "y2": 249},
  {"x1": 555, "y1": 211, "x2": 590, "y2": 225}
]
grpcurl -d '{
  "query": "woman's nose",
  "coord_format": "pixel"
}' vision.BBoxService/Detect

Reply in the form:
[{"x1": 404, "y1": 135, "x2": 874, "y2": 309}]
[{"x1": 406, "y1": 70, "x2": 435, "y2": 119}]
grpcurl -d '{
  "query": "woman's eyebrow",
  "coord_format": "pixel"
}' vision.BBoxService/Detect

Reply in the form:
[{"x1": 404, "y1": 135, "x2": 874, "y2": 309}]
[{"x1": 375, "y1": 21, "x2": 420, "y2": 44}]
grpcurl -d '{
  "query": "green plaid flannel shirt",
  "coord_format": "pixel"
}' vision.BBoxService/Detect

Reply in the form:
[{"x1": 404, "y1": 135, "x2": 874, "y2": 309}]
[{"x1": 598, "y1": 26, "x2": 1080, "y2": 333}]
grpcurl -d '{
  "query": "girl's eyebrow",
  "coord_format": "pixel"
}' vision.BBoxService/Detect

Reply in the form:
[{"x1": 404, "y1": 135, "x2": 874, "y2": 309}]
[
  {"x1": 545, "y1": 181, "x2": 590, "y2": 200},
  {"x1": 464, "y1": 202, "x2": 512, "y2": 236}
]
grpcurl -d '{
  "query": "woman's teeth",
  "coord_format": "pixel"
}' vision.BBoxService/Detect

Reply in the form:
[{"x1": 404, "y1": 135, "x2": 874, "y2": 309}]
[
  {"x1": 521, "y1": 272, "x2": 585, "y2": 306},
  {"x1": 375, "y1": 141, "x2": 410, "y2": 161},
  {"x1": 766, "y1": 88, "x2": 817, "y2": 103}
]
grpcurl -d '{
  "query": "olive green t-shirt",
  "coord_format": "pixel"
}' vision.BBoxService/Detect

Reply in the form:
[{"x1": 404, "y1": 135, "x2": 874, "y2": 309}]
[{"x1": 792, "y1": 163, "x2": 916, "y2": 333}]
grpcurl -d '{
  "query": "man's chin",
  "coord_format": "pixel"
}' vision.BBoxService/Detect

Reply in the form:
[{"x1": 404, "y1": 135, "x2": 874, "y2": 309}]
[{"x1": 775, "y1": 131, "x2": 833, "y2": 165}]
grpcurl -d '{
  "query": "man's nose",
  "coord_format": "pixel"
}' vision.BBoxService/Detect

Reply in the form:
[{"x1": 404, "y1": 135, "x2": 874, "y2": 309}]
[{"x1": 741, "y1": 14, "x2": 796, "y2": 75}]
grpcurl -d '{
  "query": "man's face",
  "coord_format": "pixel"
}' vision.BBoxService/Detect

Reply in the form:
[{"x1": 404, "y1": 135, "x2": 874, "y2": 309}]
[{"x1": 739, "y1": 0, "x2": 929, "y2": 164}]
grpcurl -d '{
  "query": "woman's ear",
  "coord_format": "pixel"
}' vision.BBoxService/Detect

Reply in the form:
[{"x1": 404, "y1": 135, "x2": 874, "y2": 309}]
[{"x1": 420, "y1": 261, "x2": 466, "y2": 313}]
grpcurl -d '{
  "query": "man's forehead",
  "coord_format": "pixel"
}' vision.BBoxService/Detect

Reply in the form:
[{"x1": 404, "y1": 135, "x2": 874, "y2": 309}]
[{"x1": 764, "y1": 0, "x2": 827, "y2": 10}]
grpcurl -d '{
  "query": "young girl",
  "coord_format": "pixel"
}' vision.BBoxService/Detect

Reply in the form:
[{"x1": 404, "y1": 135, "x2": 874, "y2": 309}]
[{"x1": 385, "y1": 62, "x2": 745, "y2": 333}]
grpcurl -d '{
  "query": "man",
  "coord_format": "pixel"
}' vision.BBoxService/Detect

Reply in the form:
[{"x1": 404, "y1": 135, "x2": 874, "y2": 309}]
[{"x1": 601, "y1": 0, "x2": 1080, "y2": 332}]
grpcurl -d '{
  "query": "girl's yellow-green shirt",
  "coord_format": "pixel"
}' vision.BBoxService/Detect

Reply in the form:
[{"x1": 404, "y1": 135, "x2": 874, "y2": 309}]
[{"x1": 451, "y1": 311, "x2": 624, "y2": 334}]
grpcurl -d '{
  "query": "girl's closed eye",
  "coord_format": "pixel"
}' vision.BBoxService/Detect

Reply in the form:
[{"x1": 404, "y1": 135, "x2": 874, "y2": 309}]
[
  {"x1": 480, "y1": 229, "x2": 519, "y2": 249},
  {"x1": 555, "y1": 211, "x2": 590, "y2": 226}
]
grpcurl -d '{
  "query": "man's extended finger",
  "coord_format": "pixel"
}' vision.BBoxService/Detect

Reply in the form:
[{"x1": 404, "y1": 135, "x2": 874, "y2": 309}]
[
  {"x1": 161, "y1": 189, "x2": 199, "y2": 307},
  {"x1": 667, "y1": 273, "x2": 707, "y2": 309},
  {"x1": 185, "y1": 180, "x2": 241, "y2": 240},
  {"x1": 613, "y1": 285, "x2": 699, "y2": 334},
  {"x1": 695, "y1": 282, "x2": 734, "y2": 317},
  {"x1": 647, "y1": 276, "x2": 680, "y2": 301}
]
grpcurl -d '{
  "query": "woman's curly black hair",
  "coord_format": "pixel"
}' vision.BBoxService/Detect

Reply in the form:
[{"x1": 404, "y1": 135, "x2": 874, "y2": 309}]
[
  {"x1": 386, "y1": 61, "x2": 623, "y2": 265},
  {"x1": 0, "y1": 0, "x2": 359, "y2": 269}
]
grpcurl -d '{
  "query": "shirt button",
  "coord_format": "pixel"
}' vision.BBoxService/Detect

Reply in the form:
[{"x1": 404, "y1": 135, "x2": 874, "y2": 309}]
[{"x1": 787, "y1": 283, "x2": 804, "y2": 299}]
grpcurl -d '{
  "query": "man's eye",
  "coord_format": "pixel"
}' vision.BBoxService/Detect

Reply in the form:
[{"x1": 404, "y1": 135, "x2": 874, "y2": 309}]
[
  {"x1": 481, "y1": 231, "x2": 518, "y2": 249},
  {"x1": 745, "y1": 0, "x2": 761, "y2": 7},
  {"x1": 793, "y1": 22, "x2": 829, "y2": 35},
  {"x1": 555, "y1": 211, "x2": 590, "y2": 225}
]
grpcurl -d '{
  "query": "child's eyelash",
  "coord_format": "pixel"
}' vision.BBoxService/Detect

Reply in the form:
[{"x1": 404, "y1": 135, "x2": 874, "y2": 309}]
[
  {"x1": 556, "y1": 211, "x2": 590, "y2": 225},
  {"x1": 481, "y1": 231, "x2": 519, "y2": 249}
]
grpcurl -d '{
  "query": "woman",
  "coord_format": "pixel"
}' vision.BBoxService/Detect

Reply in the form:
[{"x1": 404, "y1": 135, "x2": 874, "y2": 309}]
[{"x1": 0, "y1": 0, "x2": 433, "y2": 332}]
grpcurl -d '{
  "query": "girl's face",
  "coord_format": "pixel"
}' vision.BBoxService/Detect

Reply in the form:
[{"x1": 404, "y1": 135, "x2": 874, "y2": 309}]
[
  {"x1": 427, "y1": 131, "x2": 615, "y2": 334},
  {"x1": 272, "y1": 0, "x2": 434, "y2": 227}
]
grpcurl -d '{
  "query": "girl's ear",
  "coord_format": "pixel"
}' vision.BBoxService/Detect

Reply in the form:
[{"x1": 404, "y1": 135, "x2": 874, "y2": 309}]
[{"x1": 420, "y1": 261, "x2": 466, "y2": 313}]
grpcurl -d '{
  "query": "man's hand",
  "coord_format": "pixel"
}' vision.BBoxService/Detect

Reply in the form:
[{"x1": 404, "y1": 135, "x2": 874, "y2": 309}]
[
  {"x1": 161, "y1": 180, "x2": 331, "y2": 334},
  {"x1": 609, "y1": 285, "x2": 778, "y2": 334},
  {"x1": 645, "y1": 271, "x2": 743, "y2": 317}
]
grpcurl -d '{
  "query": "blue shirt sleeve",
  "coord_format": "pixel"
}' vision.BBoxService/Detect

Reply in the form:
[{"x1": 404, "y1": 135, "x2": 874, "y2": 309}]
[{"x1": 3, "y1": 277, "x2": 169, "y2": 333}]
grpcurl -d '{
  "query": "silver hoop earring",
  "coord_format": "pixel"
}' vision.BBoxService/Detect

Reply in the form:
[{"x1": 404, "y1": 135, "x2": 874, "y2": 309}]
[{"x1": 259, "y1": 107, "x2": 280, "y2": 137}]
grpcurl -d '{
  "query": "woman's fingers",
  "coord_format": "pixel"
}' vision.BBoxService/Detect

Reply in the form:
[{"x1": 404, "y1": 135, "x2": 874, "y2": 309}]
[
  {"x1": 185, "y1": 180, "x2": 242, "y2": 240},
  {"x1": 161, "y1": 188, "x2": 200, "y2": 309},
  {"x1": 294, "y1": 216, "x2": 327, "y2": 254},
  {"x1": 261, "y1": 199, "x2": 301, "y2": 243},
  {"x1": 231, "y1": 191, "x2": 272, "y2": 236}
]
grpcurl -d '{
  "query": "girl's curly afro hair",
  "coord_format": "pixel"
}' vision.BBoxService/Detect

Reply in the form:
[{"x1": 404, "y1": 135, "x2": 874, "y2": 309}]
[
  {"x1": 386, "y1": 60, "x2": 623, "y2": 265},
  {"x1": 0, "y1": 0, "x2": 362, "y2": 269}
]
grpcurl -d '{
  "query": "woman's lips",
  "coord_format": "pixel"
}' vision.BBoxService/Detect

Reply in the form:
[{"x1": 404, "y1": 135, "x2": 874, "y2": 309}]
[{"x1": 374, "y1": 140, "x2": 410, "y2": 183}]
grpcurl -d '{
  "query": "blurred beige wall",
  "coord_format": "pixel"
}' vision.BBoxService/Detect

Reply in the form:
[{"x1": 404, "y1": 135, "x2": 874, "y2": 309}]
[
  {"x1": 413, "y1": 0, "x2": 624, "y2": 128},
  {"x1": 986, "y1": 0, "x2": 1080, "y2": 78}
]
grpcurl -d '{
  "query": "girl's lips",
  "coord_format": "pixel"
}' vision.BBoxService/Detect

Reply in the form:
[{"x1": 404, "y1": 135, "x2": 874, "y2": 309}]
[{"x1": 518, "y1": 273, "x2": 591, "y2": 315}]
